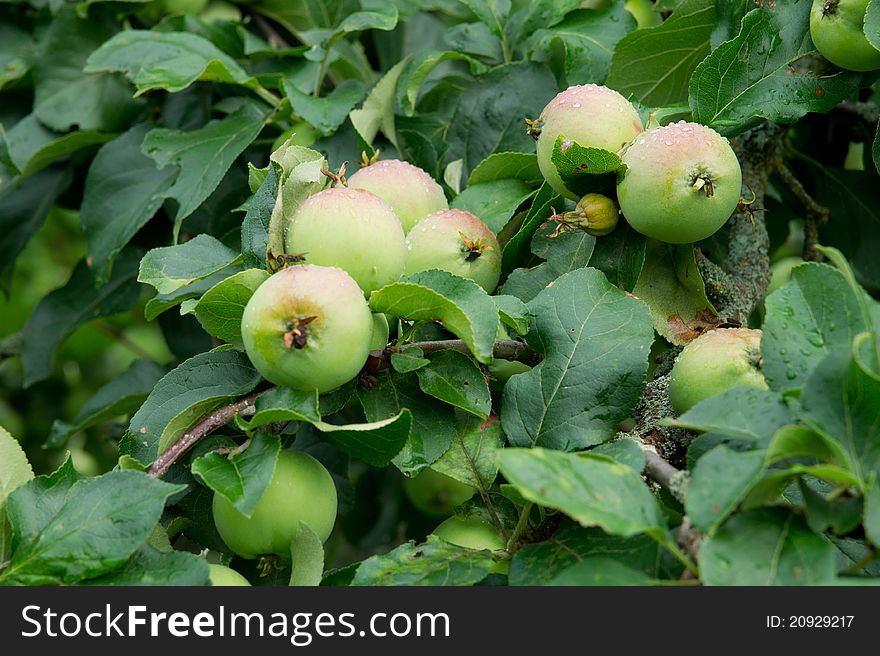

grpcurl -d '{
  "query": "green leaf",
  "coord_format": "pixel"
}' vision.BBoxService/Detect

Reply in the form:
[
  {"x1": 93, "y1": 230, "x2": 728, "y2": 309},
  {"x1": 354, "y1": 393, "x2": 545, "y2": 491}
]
[
  {"x1": 0, "y1": 166, "x2": 71, "y2": 279},
  {"x1": 800, "y1": 346, "x2": 880, "y2": 485},
  {"x1": 867, "y1": 0, "x2": 880, "y2": 51},
  {"x1": 446, "y1": 62, "x2": 558, "y2": 175},
  {"x1": 416, "y1": 349, "x2": 491, "y2": 419},
  {"x1": 690, "y1": 6, "x2": 861, "y2": 136},
  {"x1": 591, "y1": 437, "x2": 646, "y2": 473},
  {"x1": 350, "y1": 57, "x2": 409, "y2": 149},
  {"x1": 606, "y1": 0, "x2": 716, "y2": 106},
  {"x1": 800, "y1": 478, "x2": 864, "y2": 537},
  {"x1": 502, "y1": 268, "x2": 653, "y2": 450},
  {"x1": 241, "y1": 164, "x2": 278, "y2": 269},
  {"x1": 1, "y1": 470, "x2": 183, "y2": 585},
  {"x1": 493, "y1": 294, "x2": 530, "y2": 335},
  {"x1": 500, "y1": 182, "x2": 564, "y2": 276},
  {"x1": 548, "y1": 556, "x2": 659, "y2": 585},
  {"x1": 500, "y1": 448, "x2": 668, "y2": 544},
  {"x1": 390, "y1": 346, "x2": 430, "y2": 373},
  {"x1": 85, "y1": 545, "x2": 210, "y2": 586},
  {"x1": 398, "y1": 50, "x2": 488, "y2": 115},
  {"x1": 500, "y1": 221, "x2": 596, "y2": 303},
  {"x1": 143, "y1": 263, "x2": 243, "y2": 321},
  {"x1": 142, "y1": 100, "x2": 269, "y2": 231},
  {"x1": 240, "y1": 388, "x2": 411, "y2": 468},
  {"x1": 358, "y1": 369, "x2": 455, "y2": 474},
  {"x1": 451, "y1": 179, "x2": 536, "y2": 234},
  {"x1": 123, "y1": 349, "x2": 261, "y2": 464},
  {"x1": 686, "y1": 446, "x2": 767, "y2": 534},
  {"x1": 253, "y1": 0, "x2": 360, "y2": 39},
  {"x1": 81, "y1": 124, "x2": 176, "y2": 284},
  {"x1": 138, "y1": 234, "x2": 241, "y2": 296},
  {"x1": 48, "y1": 359, "x2": 167, "y2": 449},
  {"x1": 467, "y1": 152, "x2": 541, "y2": 185},
  {"x1": 33, "y1": 7, "x2": 140, "y2": 132},
  {"x1": 351, "y1": 534, "x2": 494, "y2": 586},
  {"x1": 289, "y1": 521, "x2": 324, "y2": 586},
  {"x1": 191, "y1": 432, "x2": 280, "y2": 517},
  {"x1": 550, "y1": 134, "x2": 623, "y2": 199},
  {"x1": 631, "y1": 241, "x2": 717, "y2": 346},
  {"x1": 192, "y1": 269, "x2": 270, "y2": 348},
  {"x1": 763, "y1": 262, "x2": 870, "y2": 392},
  {"x1": 0, "y1": 114, "x2": 115, "y2": 183},
  {"x1": 431, "y1": 414, "x2": 504, "y2": 491},
  {"x1": 85, "y1": 30, "x2": 264, "y2": 96},
  {"x1": 265, "y1": 143, "x2": 327, "y2": 264},
  {"x1": 461, "y1": 0, "x2": 511, "y2": 39},
  {"x1": 282, "y1": 79, "x2": 366, "y2": 136},
  {"x1": 528, "y1": 5, "x2": 635, "y2": 86},
  {"x1": 510, "y1": 521, "x2": 680, "y2": 585},
  {"x1": 765, "y1": 424, "x2": 846, "y2": 466},
  {"x1": 700, "y1": 508, "x2": 837, "y2": 585},
  {"x1": 0, "y1": 426, "x2": 33, "y2": 564},
  {"x1": 369, "y1": 270, "x2": 499, "y2": 364},
  {"x1": 21, "y1": 250, "x2": 141, "y2": 388},
  {"x1": 864, "y1": 475, "x2": 880, "y2": 548},
  {"x1": 587, "y1": 221, "x2": 647, "y2": 292},
  {"x1": 669, "y1": 387, "x2": 793, "y2": 444}
]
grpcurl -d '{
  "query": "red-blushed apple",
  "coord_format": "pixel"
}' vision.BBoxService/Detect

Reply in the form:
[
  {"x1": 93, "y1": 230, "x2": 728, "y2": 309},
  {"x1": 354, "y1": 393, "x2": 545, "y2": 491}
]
[
  {"x1": 348, "y1": 159, "x2": 448, "y2": 232},
  {"x1": 285, "y1": 187, "x2": 405, "y2": 294},
  {"x1": 404, "y1": 209, "x2": 501, "y2": 292},
  {"x1": 617, "y1": 121, "x2": 742, "y2": 244}
]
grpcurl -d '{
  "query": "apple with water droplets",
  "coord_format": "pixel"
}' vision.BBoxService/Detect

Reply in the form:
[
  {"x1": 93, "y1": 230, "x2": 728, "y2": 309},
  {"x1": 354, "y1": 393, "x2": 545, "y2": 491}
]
[
  {"x1": 668, "y1": 328, "x2": 767, "y2": 415},
  {"x1": 348, "y1": 159, "x2": 449, "y2": 232},
  {"x1": 616, "y1": 121, "x2": 742, "y2": 244},
  {"x1": 241, "y1": 264, "x2": 373, "y2": 393},
  {"x1": 532, "y1": 84, "x2": 644, "y2": 200},
  {"x1": 285, "y1": 187, "x2": 406, "y2": 294},
  {"x1": 404, "y1": 209, "x2": 502, "y2": 293}
]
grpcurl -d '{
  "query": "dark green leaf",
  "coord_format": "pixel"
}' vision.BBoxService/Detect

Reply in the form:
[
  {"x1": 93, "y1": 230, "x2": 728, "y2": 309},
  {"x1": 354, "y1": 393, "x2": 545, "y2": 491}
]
[
  {"x1": 86, "y1": 545, "x2": 210, "y2": 586},
  {"x1": 417, "y1": 349, "x2": 491, "y2": 419},
  {"x1": 192, "y1": 269, "x2": 270, "y2": 347},
  {"x1": 502, "y1": 268, "x2": 653, "y2": 450},
  {"x1": 685, "y1": 446, "x2": 767, "y2": 533},
  {"x1": 138, "y1": 234, "x2": 241, "y2": 295},
  {"x1": 669, "y1": 387, "x2": 793, "y2": 444},
  {"x1": 283, "y1": 79, "x2": 366, "y2": 135},
  {"x1": 451, "y1": 179, "x2": 536, "y2": 233}
]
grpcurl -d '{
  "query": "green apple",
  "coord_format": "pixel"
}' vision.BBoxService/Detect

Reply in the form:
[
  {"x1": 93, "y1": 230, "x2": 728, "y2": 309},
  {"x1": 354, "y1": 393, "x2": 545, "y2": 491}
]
[
  {"x1": 241, "y1": 264, "x2": 372, "y2": 392},
  {"x1": 285, "y1": 187, "x2": 406, "y2": 294},
  {"x1": 767, "y1": 256, "x2": 803, "y2": 295},
  {"x1": 348, "y1": 159, "x2": 448, "y2": 233},
  {"x1": 208, "y1": 564, "x2": 250, "y2": 586},
  {"x1": 617, "y1": 121, "x2": 742, "y2": 244},
  {"x1": 431, "y1": 515, "x2": 509, "y2": 575},
  {"x1": 625, "y1": 0, "x2": 662, "y2": 28},
  {"x1": 810, "y1": 0, "x2": 880, "y2": 72},
  {"x1": 668, "y1": 328, "x2": 768, "y2": 414},
  {"x1": 213, "y1": 450, "x2": 338, "y2": 560},
  {"x1": 404, "y1": 209, "x2": 501, "y2": 292},
  {"x1": 533, "y1": 84, "x2": 643, "y2": 200},
  {"x1": 403, "y1": 468, "x2": 476, "y2": 516}
]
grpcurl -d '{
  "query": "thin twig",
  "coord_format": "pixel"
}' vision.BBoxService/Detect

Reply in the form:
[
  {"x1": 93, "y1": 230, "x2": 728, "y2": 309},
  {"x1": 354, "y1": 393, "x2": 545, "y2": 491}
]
[
  {"x1": 775, "y1": 160, "x2": 829, "y2": 262},
  {"x1": 94, "y1": 321, "x2": 158, "y2": 362},
  {"x1": 252, "y1": 14, "x2": 290, "y2": 49},
  {"x1": 643, "y1": 448, "x2": 683, "y2": 494},
  {"x1": 148, "y1": 393, "x2": 260, "y2": 478}
]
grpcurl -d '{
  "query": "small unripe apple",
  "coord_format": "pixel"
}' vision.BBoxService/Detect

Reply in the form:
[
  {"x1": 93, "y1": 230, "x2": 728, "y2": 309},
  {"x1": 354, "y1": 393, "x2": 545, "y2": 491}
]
[
  {"x1": 241, "y1": 264, "x2": 372, "y2": 392},
  {"x1": 557, "y1": 193, "x2": 620, "y2": 236},
  {"x1": 668, "y1": 328, "x2": 768, "y2": 414},
  {"x1": 404, "y1": 209, "x2": 501, "y2": 293},
  {"x1": 348, "y1": 159, "x2": 449, "y2": 233},
  {"x1": 767, "y1": 256, "x2": 803, "y2": 295},
  {"x1": 431, "y1": 515, "x2": 509, "y2": 575},
  {"x1": 403, "y1": 468, "x2": 476, "y2": 516},
  {"x1": 617, "y1": 121, "x2": 742, "y2": 244},
  {"x1": 285, "y1": 187, "x2": 406, "y2": 294},
  {"x1": 213, "y1": 450, "x2": 338, "y2": 560},
  {"x1": 533, "y1": 84, "x2": 643, "y2": 200},
  {"x1": 810, "y1": 0, "x2": 880, "y2": 72},
  {"x1": 625, "y1": 0, "x2": 662, "y2": 28},
  {"x1": 208, "y1": 564, "x2": 250, "y2": 586}
]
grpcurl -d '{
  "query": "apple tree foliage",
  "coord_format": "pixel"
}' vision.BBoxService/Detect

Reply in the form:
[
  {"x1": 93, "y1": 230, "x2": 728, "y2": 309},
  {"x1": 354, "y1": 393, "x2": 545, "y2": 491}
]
[{"x1": 1, "y1": 0, "x2": 880, "y2": 586}]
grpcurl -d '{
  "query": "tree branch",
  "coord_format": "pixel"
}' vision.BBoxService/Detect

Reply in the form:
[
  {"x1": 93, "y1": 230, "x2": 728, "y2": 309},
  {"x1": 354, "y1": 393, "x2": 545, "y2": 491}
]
[
  {"x1": 252, "y1": 14, "x2": 291, "y2": 49},
  {"x1": 775, "y1": 160, "x2": 829, "y2": 262},
  {"x1": 148, "y1": 393, "x2": 260, "y2": 478},
  {"x1": 834, "y1": 100, "x2": 879, "y2": 125}
]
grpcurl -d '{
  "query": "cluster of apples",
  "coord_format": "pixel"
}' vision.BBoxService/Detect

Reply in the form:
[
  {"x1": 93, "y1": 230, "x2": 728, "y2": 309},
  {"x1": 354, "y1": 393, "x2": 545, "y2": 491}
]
[{"x1": 241, "y1": 159, "x2": 502, "y2": 396}]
